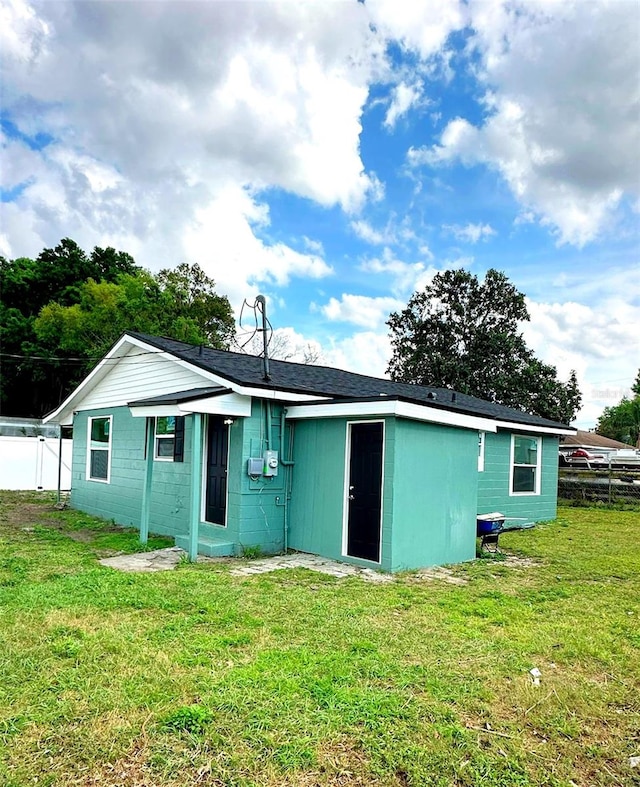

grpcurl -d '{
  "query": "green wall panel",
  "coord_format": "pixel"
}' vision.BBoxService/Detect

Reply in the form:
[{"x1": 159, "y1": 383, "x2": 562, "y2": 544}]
[
  {"x1": 477, "y1": 431, "x2": 559, "y2": 521},
  {"x1": 390, "y1": 419, "x2": 478, "y2": 571},
  {"x1": 71, "y1": 406, "x2": 194, "y2": 536}
]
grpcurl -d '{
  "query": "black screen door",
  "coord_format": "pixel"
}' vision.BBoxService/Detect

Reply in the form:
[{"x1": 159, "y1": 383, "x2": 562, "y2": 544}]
[
  {"x1": 205, "y1": 416, "x2": 228, "y2": 525},
  {"x1": 346, "y1": 421, "x2": 383, "y2": 562}
]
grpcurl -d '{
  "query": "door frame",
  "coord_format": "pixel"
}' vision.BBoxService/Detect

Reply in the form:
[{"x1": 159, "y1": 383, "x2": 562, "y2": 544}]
[
  {"x1": 341, "y1": 419, "x2": 385, "y2": 564},
  {"x1": 200, "y1": 414, "x2": 230, "y2": 527}
]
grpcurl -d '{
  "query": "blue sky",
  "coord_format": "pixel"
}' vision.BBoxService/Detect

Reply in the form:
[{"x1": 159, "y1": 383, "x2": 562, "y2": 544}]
[{"x1": 1, "y1": 0, "x2": 639, "y2": 428}]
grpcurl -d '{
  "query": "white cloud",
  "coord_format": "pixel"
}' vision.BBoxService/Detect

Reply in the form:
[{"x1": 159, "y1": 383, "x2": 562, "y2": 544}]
[
  {"x1": 321, "y1": 294, "x2": 403, "y2": 329},
  {"x1": 384, "y1": 80, "x2": 425, "y2": 129},
  {"x1": 0, "y1": 0, "x2": 388, "y2": 269},
  {"x1": 523, "y1": 296, "x2": 640, "y2": 428},
  {"x1": 408, "y1": 1, "x2": 640, "y2": 246},
  {"x1": 325, "y1": 331, "x2": 392, "y2": 379},
  {"x1": 443, "y1": 222, "x2": 496, "y2": 243},
  {"x1": 183, "y1": 184, "x2": 333, "y2": 305},
  {"x1": 350, "y1": 219, "x2": 395, "y2": 246},
  {"x1": 360, "y1": 251, "x2": 431, "y2": 296},
  {"x1": 365, "y1": 0, "x2": 465, "y2": 61}
]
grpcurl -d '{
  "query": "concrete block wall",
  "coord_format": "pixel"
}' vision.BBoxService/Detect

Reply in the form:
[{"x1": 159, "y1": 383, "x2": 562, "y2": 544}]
[{"x1": 477, "y1": 431, "x2": 559, "y2": 521}]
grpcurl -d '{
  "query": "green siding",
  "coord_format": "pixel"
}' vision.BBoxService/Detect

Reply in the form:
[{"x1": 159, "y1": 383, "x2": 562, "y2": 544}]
[
  {"x1": 70, "y1": 401, "x2": 560, "y2": 569},
  {"x1": 390, "y1": 419, "x2": 478, "y2": 571},
  {"x1": 477, "y1": 431, "x2": 559, "y2": 521},
  {"x1": 72, "y1": 400, "x2": 288, "y2": 553},
  {"x1": 288, "y1": 417, "x2": 394, "y2": 571},
  {"x1": 234, "y1": 399, "x2": 286, "y2": 554},
  {"x1": 71, "y1": 406, "x2": 193, "y2": 536}
]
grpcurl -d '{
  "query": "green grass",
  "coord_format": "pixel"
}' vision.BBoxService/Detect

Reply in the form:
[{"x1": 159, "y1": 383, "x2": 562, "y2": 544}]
[{"x1": 0, "y1": 491, "x2": 638, "y2": 786}]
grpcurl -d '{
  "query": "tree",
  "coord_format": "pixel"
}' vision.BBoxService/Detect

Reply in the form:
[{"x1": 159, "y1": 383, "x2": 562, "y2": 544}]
[
  {"x1": 0, "y1": 241, "x2": 234, "y2": 417},
  {"x1": 596, "y1": 370, "x2": 640, "y2": 447},
  {"x1": 156, "y1": 263, "x2": 235, "y2": 349},
  {"x1": 387, "y1": 268, "x2": 582, "y2": 423}
]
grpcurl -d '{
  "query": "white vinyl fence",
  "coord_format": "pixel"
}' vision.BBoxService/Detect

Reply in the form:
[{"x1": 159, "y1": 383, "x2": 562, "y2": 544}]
[{"x1": 0, "y1": 435, "x2": 72, "y2": 491}]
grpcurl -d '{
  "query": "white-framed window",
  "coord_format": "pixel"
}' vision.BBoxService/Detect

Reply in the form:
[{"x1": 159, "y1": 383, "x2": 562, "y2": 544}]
[
  {"x1": 510, "y1": 434, "x2": 541, "y2": 495},
  {"x1": 87, "y1": 415, "x2": 112, "y2": 482},
  {"x1": 478, "y1": 431, "x2": 485, "y2": 472},
  {"x1": 154, "y1": 416, "x2": 176, "y2": 461}
]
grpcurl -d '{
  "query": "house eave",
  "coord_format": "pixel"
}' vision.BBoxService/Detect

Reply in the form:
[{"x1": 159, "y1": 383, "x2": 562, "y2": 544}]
[{"x1": 285, "y1": 399, "x2": 498, "y2": 432}]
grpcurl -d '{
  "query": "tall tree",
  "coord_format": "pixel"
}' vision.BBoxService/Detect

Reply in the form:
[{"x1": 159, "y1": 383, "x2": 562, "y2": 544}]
[
  {"x1": 387, "y1": 268, "x2": 582, "y2": 423},
  {"x1": 0, "y1": 241, "x2": 234, "y2": 417},
  {"x1": 596, "y1": 370, "x2": 640, "y2": 447}
]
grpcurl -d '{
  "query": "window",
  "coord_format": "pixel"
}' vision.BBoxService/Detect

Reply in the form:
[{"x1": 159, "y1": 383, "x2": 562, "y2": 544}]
[
  {"x1": 478, "y1": 431, "x2": 485, "y2": 472},
  {"x1": 88, "y1": 416, "x2": 111, "y2": 482},
  {"x1": 510, "y1": 435, "x2": 541, "y2": 495},
  {"x1": 153, "y1": 416, "x2": 185, "y2": 462}
]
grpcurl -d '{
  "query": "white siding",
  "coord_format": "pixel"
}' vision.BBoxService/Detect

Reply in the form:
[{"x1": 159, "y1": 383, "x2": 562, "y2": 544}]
[{"x1": 77, "y1": 347, "x2": 213, "y2": 411}]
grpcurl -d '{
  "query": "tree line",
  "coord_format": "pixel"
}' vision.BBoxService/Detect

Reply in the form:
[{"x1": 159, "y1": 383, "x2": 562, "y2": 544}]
[
  {"x1": 1, "y1": 239, "x2": 595, "y2": 427},
  {"x1": 0, "y1": 239, "x2": 234, "y2": 417}
]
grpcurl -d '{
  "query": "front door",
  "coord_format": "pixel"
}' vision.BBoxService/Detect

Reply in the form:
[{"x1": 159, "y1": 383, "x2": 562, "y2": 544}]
[
  {"x1": 346, "y1": 421, "x2": 383, "y2": 562},
  {"x1": 205, "y1": 416, "x2": 228, "y2": 525}
]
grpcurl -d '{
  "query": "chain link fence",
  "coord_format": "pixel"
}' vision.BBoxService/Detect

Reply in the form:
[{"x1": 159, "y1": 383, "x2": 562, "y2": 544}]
[{"x1": 559, "y1": 469, "x2": 640, "y2": 507}]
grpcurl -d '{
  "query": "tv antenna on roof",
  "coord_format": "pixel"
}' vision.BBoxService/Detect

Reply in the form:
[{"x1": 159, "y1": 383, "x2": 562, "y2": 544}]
[{"x1": 255, "y1": 295, "x2": 271, "y2": 381}]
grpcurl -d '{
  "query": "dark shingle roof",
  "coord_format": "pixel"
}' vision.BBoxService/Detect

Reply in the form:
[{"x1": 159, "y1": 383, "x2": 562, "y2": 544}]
[{"x1": 127, "y1": 332, "x2": 571, "y2": 431}]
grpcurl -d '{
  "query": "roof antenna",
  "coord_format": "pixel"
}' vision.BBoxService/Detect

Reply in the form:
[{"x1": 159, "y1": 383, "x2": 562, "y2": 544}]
[{"x1": 256, "y1": 294, "x2": 271, "y2": 381}]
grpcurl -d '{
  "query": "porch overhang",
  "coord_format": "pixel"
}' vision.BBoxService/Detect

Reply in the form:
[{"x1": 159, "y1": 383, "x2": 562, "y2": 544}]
[{"x1": 128, "y1": 387, "x2": 252, "y2": 418}]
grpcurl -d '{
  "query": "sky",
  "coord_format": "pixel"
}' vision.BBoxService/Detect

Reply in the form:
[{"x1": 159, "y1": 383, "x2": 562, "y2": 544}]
[{"x1": 1, "y1": 0, "x2": 639, "y2": 429}]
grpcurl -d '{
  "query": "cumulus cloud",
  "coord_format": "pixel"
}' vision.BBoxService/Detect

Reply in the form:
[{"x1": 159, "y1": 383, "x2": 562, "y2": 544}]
[
  {"x1": 409, "y1": 1, "x2": 640, "y2": 246},
  {"x1": 325, "y1": 331, "x2": 392, "y2": 379},
  {"x1": 384, "y1": 80, "x2": 425, "y2": 129},
  {"x1": 0, "y1": 0, "x2": 386, "y2": 291},
  {"x1": 442, "y1": 222, "x2": 496, "y2": 243},
  {"x1": 320, "y1": 294, "x2": 403, "y2": 329},
  {"x1": 523, "y1": 295, "x2": 640, "y2": 428}
]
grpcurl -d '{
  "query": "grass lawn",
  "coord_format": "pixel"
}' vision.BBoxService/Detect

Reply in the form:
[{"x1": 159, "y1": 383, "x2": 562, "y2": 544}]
[{"x1": 0, "y1": 492, "x2": 638, "y2": 787}]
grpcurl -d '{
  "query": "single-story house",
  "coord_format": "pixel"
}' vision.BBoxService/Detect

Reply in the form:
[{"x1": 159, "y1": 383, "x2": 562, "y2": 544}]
[{"x1": 44, "y1": 332, "x2": 575, "y2": 572}]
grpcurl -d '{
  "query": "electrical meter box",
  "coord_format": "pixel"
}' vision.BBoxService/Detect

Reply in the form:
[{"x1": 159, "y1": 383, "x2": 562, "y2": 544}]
[{"x1": 263, "y1": 450, "x2": 279, "y2": 477}]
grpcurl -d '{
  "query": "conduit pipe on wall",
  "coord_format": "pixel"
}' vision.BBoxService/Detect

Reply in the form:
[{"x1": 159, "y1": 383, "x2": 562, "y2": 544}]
[{"x1": 280, "y1": 410, "x2": 295, "y2": 552}]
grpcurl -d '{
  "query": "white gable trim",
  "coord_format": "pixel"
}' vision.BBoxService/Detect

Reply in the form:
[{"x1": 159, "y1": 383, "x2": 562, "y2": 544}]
[
  {"x1": 44, "y1": 334, "x2": 329, "y2": 425},
  {"x1": 44, "y1": 335, "x2": 221, "y2": 425},
  {"x1": 285, "y1": 400, "x2": 497, "y2": 432}
]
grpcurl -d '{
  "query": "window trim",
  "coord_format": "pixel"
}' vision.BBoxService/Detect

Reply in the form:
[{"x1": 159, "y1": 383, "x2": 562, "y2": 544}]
[
  {"x1": 478, "y1": 431, "x2": 485, "y2": 472},
  {"x1": 509, "y1": 434, "x2": 541, "y2": 496},
  {"x1": 87, "y1": 415, "x2": 112, "y2": 483},
  {"x1": 154, "y1": 416, "x2": 176, "y2": 462}
]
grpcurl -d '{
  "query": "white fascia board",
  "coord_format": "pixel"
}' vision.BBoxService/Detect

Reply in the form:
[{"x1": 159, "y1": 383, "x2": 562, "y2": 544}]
[
  {"x1": 286, "y1": 400, "x2": 497, "y2": 432},
  {"x1": 177, "y1": 392, "x2": 252, "y2": 417},
  {"x1": 225, "y1": 385, "x2": 329, "y2": 402},
  {"x1": 494, "y1": 420, "x2": 576, "y2": 436},
  {"x1": 128, "y1": 405, "x2": 184, "y2": 418}
]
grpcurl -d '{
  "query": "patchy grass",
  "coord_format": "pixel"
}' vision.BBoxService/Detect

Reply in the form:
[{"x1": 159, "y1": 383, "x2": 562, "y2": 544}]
[{"x1": 0, "y1": 491, "x2": 638, "y2": 786}]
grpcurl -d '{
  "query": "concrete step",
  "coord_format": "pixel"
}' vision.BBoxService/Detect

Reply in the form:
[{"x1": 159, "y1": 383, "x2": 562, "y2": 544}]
[{"x1": 174, "y1": 534, "x2": 236, "y2": 557}]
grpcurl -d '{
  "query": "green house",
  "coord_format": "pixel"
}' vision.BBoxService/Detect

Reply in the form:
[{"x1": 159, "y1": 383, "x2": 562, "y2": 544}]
[{"x1": 44, "y1": 333, "x2": 574, "y2": 572}]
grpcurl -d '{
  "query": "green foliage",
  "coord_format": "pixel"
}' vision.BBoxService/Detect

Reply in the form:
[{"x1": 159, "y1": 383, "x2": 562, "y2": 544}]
[
  {"x1": 0, "y1": 240, "x2": 234, "y2": 417},
  {"x1": 387, "y1": 268, "x2": 582, "y2": 423},
  {"x1": 596, "y1": 370, "x2": 640, "y2": 446},
  {"x1": 161, "y1": 705, "x2": 213, "y2": 734}
]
